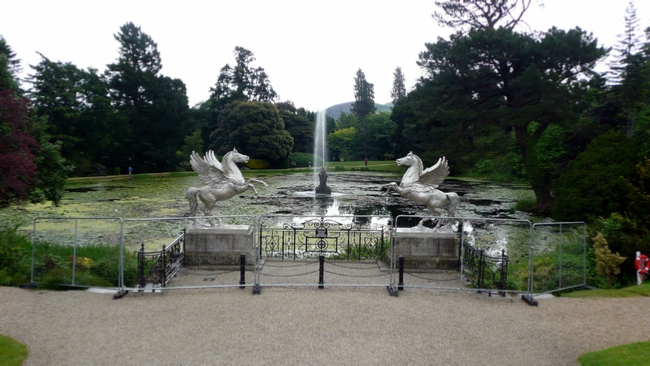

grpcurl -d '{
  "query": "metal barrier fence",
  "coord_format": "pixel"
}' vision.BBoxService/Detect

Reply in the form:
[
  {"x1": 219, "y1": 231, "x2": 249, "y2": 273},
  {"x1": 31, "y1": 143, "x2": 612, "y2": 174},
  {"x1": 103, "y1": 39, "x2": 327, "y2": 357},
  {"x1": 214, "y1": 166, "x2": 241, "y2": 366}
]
[
  {"x1": 253, "y1": 214, "x2": 397, "y2": 295},
  {"x1": 26, "y1": 217, "x2": 124, "y2": 290},
  {"x1": 524, "y1": 222, "x2": 587, "y2": 305},
  {"x1": 392, "y1": 215, "x2": 533, "y2": 296},
  {"x1": 23, "y1": 214, "x2": 586, "y2": 304}
]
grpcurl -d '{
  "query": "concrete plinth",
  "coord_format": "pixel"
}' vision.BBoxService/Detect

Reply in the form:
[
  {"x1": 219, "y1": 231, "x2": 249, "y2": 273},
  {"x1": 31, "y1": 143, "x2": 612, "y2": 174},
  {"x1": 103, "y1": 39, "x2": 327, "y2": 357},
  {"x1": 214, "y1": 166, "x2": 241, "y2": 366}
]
[
  {"x1": 392, "y1": 229, "x2": 459, "y2": 269},
  {"x1": 184, "y1": 225, "x2": 254, "y2": 266}
]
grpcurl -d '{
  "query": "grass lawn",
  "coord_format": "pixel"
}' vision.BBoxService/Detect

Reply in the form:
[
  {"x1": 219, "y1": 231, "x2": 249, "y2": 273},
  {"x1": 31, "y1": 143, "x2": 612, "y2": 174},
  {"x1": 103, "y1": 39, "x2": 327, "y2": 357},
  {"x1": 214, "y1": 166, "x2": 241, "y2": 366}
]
[
  {"x1": 0, "y1": 335, "x2": 28, "y2": 366},
  {"x1": 563, "y1": 281, "x2": 650, "y2": 298},
  {"x1": 579, "y1": 340, "x2": 650, "y2": 366},
  {"x1": 571, "y1": 281, "x2": 650, "y2": 365}
]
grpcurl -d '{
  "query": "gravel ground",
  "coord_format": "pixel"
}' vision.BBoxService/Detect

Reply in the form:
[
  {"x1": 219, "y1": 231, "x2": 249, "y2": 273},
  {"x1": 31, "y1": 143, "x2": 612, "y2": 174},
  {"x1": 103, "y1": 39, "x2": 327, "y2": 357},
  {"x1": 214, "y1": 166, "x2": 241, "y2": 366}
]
[{"x1": 1, "y1": 279, "x2": 649, "y2": 366}]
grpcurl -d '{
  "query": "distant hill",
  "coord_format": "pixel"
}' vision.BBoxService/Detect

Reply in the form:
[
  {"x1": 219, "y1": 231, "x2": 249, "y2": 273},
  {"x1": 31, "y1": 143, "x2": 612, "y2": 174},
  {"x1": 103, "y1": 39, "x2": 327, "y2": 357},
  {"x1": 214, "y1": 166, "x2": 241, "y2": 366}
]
[{"x1": 325, "y1": 102, "x2": 393, "y2": 119}]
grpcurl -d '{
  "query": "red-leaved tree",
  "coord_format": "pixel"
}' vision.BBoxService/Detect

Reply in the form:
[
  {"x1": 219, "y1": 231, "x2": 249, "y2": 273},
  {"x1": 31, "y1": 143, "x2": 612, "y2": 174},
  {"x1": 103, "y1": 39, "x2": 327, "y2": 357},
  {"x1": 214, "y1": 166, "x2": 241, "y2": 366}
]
[{"x1": 0, "y1": 89, "x2": 39, "y2": 207}]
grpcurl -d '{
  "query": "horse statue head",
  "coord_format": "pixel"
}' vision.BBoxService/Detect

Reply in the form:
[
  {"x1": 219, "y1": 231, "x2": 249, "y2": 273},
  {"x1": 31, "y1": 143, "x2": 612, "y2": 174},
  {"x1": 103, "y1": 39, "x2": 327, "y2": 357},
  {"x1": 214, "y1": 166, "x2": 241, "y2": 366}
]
[{"x1": 397, "y1": 152, "x2": 424, "y2": 186}]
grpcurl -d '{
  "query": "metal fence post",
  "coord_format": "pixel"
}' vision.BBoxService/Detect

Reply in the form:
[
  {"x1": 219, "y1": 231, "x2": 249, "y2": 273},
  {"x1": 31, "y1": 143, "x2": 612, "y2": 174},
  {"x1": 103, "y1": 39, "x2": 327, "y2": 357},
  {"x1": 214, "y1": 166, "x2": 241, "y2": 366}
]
[
  {"x1": 477, "y1": 249, "x2": 485, "y2": 293},
  {"x1": 138, "y1": 243, "x2": 145, "y2": 288},
  {"x1": 398, "y1": 255, "x2": 405, "y2": 290},
  {"x1": 239, "y1": 253, "x2": 246, "y2": 289},
  {"x1": 161, "y1": 244, "x2": 166, "y2": 288}
]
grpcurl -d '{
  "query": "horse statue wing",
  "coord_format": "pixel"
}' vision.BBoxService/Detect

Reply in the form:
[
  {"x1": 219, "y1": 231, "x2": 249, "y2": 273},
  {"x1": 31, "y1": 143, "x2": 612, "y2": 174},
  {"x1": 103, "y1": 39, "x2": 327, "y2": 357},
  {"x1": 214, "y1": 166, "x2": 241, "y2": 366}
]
[
  {"x1": 204, "y1": 150, "x2": 223, "y2": 171},
  {"x1": 417, "y1": 156, "x2": 450, "y2": 188},
  {"x1": 190, "y1": 150, "x2": 227, "y2": 187}
]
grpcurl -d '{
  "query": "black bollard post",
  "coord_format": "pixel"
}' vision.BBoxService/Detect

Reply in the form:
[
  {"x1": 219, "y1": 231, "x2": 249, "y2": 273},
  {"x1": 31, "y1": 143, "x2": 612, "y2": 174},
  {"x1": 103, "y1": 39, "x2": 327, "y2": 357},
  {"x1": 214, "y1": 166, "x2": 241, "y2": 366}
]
[
  {"x1": 398, "y1": 255, "x2": 405, "y2": 290},
  {"x1": 239, "y1": 253, "x2": 246, "y2": 289},
  {"x1": 318, "y1": 255, "x2": 324, "y2": 289}
]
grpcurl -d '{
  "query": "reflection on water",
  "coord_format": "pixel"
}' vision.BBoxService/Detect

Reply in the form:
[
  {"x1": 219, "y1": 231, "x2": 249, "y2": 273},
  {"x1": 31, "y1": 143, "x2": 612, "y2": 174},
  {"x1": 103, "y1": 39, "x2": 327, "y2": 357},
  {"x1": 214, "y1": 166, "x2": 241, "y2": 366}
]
[{"x1": 288, "y1": 196, "x2": 391, "y2": 230}]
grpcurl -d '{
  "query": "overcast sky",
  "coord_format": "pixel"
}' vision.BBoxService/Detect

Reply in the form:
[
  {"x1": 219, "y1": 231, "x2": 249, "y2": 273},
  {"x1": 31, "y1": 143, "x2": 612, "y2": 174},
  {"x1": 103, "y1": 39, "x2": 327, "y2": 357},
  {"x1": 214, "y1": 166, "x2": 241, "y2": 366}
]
[{"x1": 4, "y1": 1, "x2": 650, "y2": 111}]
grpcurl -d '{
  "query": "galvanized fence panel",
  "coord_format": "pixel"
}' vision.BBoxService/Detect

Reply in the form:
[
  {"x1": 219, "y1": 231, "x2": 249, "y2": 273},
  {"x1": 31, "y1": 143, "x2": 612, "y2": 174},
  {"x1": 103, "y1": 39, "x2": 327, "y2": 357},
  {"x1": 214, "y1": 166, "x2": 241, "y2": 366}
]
[
  {"x1": 253, "y1": 214, "x2": 396, "y2": 294},
  {"x1": 28, "y1": 217, "x2": 124, "y2": 289},
  {"x1": 528, "y1": 222, "x2": 587, "y2": 296},
  {"x1": 393, "y1": 215, "x2": 533, "y2": 296},
  {"x1": 25, "y1": 214, "x2": 586, "y2": 303}
]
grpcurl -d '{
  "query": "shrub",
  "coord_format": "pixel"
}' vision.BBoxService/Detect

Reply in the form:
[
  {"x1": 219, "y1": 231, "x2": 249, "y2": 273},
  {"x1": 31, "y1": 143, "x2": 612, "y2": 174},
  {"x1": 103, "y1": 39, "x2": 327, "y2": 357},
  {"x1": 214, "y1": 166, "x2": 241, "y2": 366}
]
[
  {"x1": 592, "y1": 233, "x2": 626, "y2": 289},
  {"x1": 552, "y1": 131, "x2": 638, "y2": 221},
  {"x1": 0, "y1": 229, "x2": 31, "y2": 286},
  {"x1": 247, "y1": 158, "x2": 270, "y2": 169},
  {"x1": 288, "y1": 152, "x2": 322, "y2": 168}
]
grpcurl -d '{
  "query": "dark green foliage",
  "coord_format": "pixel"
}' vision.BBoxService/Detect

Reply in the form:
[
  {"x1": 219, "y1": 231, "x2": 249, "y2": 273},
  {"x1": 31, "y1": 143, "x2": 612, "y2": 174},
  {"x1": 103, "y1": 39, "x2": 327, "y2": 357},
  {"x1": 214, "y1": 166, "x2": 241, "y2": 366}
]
[
  {"x1": 288, "y1": 152, "x2": 320, "y2": 168},
  {"x1": 208, "y1": 46, "x2": 277, "y2": 118},
  {"x1": 210, "y1": 101, "x2": 293, "y2": 161},
  {"x1": 350, "y1": 69, "x2": 376, "y2": 120},
  {"x1": 552, "y1": 131, "x2": 638, "y2": 221},
  {"x1": 277, "y1": 101, "x2": 313, "y2": 153},
  {"x1": 391, "y1": 67, "x2": 406, "y2": 103},
  {"x1": 106, "y1": 22, "x2": 189, "y2": 173},
  {"x1": 0, "y1": 229, "x2": 31, "y2": 286},
  {"x1": 408, "y1": 22, "x2": 606, "y2": 210}
]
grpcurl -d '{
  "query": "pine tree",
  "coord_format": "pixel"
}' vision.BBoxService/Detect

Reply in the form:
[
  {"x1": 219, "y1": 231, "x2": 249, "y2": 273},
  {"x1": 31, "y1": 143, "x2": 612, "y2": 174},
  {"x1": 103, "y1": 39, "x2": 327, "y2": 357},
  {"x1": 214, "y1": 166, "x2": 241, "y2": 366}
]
[
  {"x1": 391, "y1": 67, "x2": 406, "y2": 103},
  {"x1": 608, "y1": 1, "x2": 646, "y2": 137},
  {"x1": 350, "y1": 69, "x2": 375, "y2": 120}
]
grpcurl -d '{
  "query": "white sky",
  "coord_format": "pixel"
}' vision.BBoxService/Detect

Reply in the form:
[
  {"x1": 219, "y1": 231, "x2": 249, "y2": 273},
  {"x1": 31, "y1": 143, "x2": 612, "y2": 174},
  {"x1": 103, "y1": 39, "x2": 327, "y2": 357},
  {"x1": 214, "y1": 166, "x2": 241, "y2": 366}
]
[{"x1": 3, "y1": 0, "x2": 650, "y2": 112}]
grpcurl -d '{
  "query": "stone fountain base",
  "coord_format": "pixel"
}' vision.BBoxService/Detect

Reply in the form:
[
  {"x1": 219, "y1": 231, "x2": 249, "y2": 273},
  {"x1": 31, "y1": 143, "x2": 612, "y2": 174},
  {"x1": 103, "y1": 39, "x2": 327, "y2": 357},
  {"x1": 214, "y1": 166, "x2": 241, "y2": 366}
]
[
  {"x1": 184, "y1": 225, "x2": 254, "y2": 266},
  {"x1": 391, "y1": 228, "x2": 459, "y2": 269}
]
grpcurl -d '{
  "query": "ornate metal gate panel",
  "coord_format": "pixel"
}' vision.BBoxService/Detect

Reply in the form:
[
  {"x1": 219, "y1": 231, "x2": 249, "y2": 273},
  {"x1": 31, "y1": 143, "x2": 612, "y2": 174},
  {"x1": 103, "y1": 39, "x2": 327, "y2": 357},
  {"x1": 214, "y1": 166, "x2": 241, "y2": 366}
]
[
  {"x1": 254, "y1": 214, "x2": 396, "y2": 295},
  {"x1": 258, "y1": 215, "x2": 390, "y2": 260}
]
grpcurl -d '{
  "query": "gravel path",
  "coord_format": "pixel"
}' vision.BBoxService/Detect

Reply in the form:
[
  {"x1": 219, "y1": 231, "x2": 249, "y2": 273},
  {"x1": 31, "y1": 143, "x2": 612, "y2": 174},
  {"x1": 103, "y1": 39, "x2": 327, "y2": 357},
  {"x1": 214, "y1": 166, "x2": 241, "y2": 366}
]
[{"x1": 1, "y1": 284, "x2": 649, "y2": 366}]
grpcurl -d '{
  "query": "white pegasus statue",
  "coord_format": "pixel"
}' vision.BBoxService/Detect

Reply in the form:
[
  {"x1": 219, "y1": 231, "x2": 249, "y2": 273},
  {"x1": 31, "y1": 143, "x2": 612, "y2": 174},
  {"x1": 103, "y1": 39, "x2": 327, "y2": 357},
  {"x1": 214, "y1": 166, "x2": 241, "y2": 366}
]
[
  {"x1": 383, "y1": 152, "x2": 459, "y2": 229},
  {"x1": 186, "y1": 148, "x2": 267, "y2": 223}
]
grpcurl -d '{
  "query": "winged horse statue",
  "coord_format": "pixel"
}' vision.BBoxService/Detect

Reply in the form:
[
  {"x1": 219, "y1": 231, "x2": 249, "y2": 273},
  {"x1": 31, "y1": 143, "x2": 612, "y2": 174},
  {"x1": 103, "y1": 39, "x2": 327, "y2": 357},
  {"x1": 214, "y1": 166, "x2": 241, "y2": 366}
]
[
  {"x1": 186, "y1": 148, "x2": 267, "y2": 224},
  {"x1": 383, "y1": 152, "x2": 459, "y2": 229}
]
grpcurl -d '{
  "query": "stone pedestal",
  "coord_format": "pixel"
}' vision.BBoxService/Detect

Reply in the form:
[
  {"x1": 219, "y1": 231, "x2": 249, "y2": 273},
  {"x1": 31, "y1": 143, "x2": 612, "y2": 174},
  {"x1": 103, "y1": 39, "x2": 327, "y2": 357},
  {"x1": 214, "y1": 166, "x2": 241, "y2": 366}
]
[
  {"x1": 184, "y1": 225, "x2": 254, "y2": 266},
  {"x1": 392, "y1": 229, "x2": 459, "y2": 269}
]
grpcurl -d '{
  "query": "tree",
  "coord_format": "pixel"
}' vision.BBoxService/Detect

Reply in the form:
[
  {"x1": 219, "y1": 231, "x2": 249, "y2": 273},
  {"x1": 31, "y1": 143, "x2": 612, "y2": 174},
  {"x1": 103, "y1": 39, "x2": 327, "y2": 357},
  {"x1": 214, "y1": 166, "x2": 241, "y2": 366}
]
[
  {"x1": 328, "y1": 127, "x2": 356, "y2": 161},
  {"x1": 27, "y1": 116, "x2": 74, "y2": 205},
  {"x1": 277, "y1": 101, "x2": 313, "y2": 153},
  {"x1": 390, "y1": 67, "x2": 406, "y2": 103},
  {"x1": 360, "y1": 112, "x2": 396, "y2": 160},
  {"x1": 433, "y1": 0, "x2": 533, "y2": 31},
  {"x1": 350, "y1": 69, "x2": 376, "y2": 120},
  {"x1": 209, "y1": 47, "x2": 277, "y2": 114},
  {"x1": 1, "y1": 38, "x2": 69, "y2": 206},
  {"x1": 210, "y1": 101, "x2": 293, "y2": 161},
  {"x1": 552, "y1": 131, "x2": 638, "y2": 221},
  {"x1": 0, "y1": 89, "x2": 39, "y2": 207},
  {"x1": 608, "y1": 1, "x2": 647, "y2": 137},
  {"x1": 106, "y1": 22, "x2": 189, "y2": 172},
  {"x1": 417, "y1": 26, "x2": 606, "y2": 211},
  {"x1": 0, "y1": 36, "x2": 21, "y2": 90}
]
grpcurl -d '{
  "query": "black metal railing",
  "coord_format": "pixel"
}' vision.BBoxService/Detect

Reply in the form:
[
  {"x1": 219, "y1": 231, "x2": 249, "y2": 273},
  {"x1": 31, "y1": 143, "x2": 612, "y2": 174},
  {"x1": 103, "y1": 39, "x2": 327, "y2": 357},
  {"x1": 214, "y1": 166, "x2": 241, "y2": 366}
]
[
  {"x1": 259, "y1": 217, "x2": 387, "y2": 260},
  {"x1": 462, "y1": 241, "x2": 508, "y2": 296},
  {"x1": 137, "y1": 230, "x2": 185, "y2": 289}
]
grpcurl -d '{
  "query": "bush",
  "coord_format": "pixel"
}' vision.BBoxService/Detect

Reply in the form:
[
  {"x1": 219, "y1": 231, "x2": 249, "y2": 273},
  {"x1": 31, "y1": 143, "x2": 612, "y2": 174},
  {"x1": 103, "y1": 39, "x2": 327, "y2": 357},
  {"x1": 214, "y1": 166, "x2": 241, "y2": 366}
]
[
  {"x1": 288, "y1": 152, "x2": 322, "y2": 168},
  {"x1": 0, "y1": 229, "x2": 31, "y2": 286},
  {"x1": 247, "y1": 158, "x2": 270, "y2": 169},
  {"x1": 552, "y1": 131, "x2": 638, "y2": 221}
]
